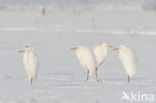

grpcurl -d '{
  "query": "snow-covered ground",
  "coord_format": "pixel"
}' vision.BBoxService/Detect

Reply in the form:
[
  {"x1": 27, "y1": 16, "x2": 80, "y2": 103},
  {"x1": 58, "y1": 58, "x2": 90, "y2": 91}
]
[
  {"x1": 0, "y1": 10, "x2": 156, "y2": 35},
  {"x1": 0, "y1": 8, "x2": 156, "y2": 103}
]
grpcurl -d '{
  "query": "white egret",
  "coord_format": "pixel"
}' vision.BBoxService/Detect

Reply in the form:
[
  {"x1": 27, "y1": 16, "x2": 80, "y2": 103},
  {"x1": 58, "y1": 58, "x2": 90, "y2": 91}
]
[
  {"x1": 113, "y1": 45, "x2": 137, "y2": 82},
  {"x1": 93, "y1": 43, "x2": 113, "y2": 79},
  {"x1": 71, "y1": 46, "x2": 97, "y2": 80},
  {"x1": 18, "y1": 45, "x2": 39, "y2": 85},
  {"x1": 93, "y1": 43, "x2": 113, "y2": 67}
]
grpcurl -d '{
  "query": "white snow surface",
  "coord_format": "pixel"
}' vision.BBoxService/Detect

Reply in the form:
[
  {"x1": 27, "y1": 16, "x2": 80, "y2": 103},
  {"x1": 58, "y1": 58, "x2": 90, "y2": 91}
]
[{"x1": 0, "y1": 10, "x2": 156, "y2": 103}]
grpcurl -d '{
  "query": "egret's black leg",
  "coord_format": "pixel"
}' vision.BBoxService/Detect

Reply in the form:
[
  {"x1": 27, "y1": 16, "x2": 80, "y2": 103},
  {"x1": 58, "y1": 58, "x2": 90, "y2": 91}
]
[
  {"x1": 128, "y1": 76, "x2": 130, "y2": 82},
  {"x1": 31, "y1": 77, "x2": 33, "y2": 85},
  {"x1": 95, "y1": 67, "x2": 98, "y2": 80},
  {"x1": 86, "y1": 70, "x2": 89, "y2": 80}
]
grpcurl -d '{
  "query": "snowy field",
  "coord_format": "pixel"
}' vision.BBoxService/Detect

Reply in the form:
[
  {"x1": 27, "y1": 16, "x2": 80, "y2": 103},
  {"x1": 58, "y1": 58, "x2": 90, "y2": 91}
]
[{"x1": 0, "y1": 9, "x2": 156, "y2": 103}]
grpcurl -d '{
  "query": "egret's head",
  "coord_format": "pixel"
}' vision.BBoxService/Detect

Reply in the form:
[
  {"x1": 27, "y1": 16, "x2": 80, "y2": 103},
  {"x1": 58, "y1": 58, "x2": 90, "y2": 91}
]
[
  {"x1": 18, "y1": 45, "x2": 34, "y2": 53},
  {"x1": 71, "y1": 46, "x2": 80, "y2": 51},
  {"x1": 101, "y1": 43, "x2": 114, "y2": 49}
]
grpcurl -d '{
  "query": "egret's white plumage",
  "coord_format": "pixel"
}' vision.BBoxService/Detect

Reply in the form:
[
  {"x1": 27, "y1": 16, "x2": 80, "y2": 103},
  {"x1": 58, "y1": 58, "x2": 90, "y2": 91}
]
[
  {"x1": 18, "y1": 45, "x2": 39, "y2": 85},
  {"x1": 93, "y1": 43, "x2": 113, "y2": 68},
  {"x1": 114, "y1": 45, "x2": 137, "y2": 82},
  {"x1": 71, "y1": 46, "x2": 97, "y2": 80}
]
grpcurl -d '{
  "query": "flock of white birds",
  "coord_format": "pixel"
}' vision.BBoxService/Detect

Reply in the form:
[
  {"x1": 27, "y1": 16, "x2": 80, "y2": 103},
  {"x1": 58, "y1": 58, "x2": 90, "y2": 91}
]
[{"x1": 18, "y1": 44, "x2": 137, "y2": 85}]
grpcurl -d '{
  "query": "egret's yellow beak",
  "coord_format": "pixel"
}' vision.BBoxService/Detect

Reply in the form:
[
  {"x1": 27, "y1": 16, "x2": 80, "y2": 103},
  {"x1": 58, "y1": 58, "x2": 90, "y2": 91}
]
[
  {"x1": 18, "y1": 50, "x2": 25, "y2": 53},
  {"x1": 71, "y1": 47, "x2": 79, "y2": 50},
  {"x1": 107, "y1": 45, "x2": 114, "y2": 48},
  {"x1": 113, "y1": 48, "x2": 120, "y2": 50}
]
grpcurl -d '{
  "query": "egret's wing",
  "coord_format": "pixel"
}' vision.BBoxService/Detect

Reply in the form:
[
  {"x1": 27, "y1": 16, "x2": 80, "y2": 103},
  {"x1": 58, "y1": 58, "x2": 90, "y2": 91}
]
[
  {"x1": 76, "y1": 51, "x2": 86, "y2": 69},
  {"x1": 93, "y1": 46, "x2": 102, "y2": 67},
  {"x1": 119, "y1": 48, "x2": 137, "y2": 77},
  {"x1": 84, "y1": 48, "x2": 96, "y2": 75},
  {"x1": 23, "y1": 53, "x2": 32, "y2": 80},
  {"x1": 93, "y1": 45, "x2": 107, "y2": 67},
  {"x1": 76, "y1": 47, "x2": 96, "y2": 75}
]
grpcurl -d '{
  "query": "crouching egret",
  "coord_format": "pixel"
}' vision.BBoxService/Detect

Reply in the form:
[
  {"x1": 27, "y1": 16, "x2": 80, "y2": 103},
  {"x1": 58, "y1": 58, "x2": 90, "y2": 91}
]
[
  {"x1": 18, "y1": 45, "x2": 39, "y2": 85},
  {"x1": 71, "y1": 46, "x2": 97, "y2": 80},
  {"x1": 113, "y1": 45, "x2": 137, "y2": 82},
  {"x1": 93, "y1": 43, "x2": 113, "y2": 78}
]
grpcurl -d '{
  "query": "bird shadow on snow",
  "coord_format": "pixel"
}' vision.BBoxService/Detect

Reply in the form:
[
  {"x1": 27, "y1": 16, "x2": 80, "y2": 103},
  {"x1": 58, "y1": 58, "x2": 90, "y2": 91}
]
[
  {"x1": 97, "y1": 78, "x2": 156, "y2": 86},
  {"x1": 97, "y1": 78, "x2": 126, "y2": 85},
  {"x1": 0, "y1": 75, "x2": 12, "y2": 79},
  {"x1": 1, "y1": 74, "x2": 155, "y2": 88},
  {"x1": 38, "y1": 75, "x2": 156, "y2": 87},
  {"x1": 132, "y1": 78, "x2": 156, "y2": 86},
  {"x1": 0, "y1": 74, "x2": 25, "y2": 80},
  {"x1": 17, "y1": 98, "x2": 37, "y2": 103}
]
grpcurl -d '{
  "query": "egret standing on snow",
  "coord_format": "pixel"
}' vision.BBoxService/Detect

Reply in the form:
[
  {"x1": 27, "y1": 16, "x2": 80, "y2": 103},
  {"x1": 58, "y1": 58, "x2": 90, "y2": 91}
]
[
  {"x1": 18, "y1": 45, "x2": 39, "y2": 85},
  {"x1": 113, "y1": 45, "x2": 137, "y2": 82},
  {"x1": 93, "y1": 43, "x2": 113, "y2": 78},
  {"x1": 71, "y1": 46, "x2": 97, "y2": 80}
]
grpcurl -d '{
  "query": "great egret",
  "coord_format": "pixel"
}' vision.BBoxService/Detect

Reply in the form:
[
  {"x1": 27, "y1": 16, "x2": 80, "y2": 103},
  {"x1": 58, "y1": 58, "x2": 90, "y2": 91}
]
[
  {"x1": 71, "y1": 46, "x2": 97, "y2": 80},
  {"x1": 93, "y1": 43, "x2": 113, "y2": 79},
  {"x1": 93, "y1": 43, "x2": 113, "y2": 67},
  {"x1": 113, "y1": 45, "x2": 137, "y2": 82},
  {"x1": 18, "y1": 45, "x2": 39, "y2": 85}
]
